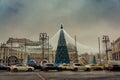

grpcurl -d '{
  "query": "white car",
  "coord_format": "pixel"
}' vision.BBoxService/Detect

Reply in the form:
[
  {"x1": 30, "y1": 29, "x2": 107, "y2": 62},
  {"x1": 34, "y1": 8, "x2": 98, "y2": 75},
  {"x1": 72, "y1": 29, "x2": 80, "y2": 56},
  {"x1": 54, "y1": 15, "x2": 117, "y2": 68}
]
[
  {"x1": 70, "y1": 63, "x2": 91, "y2": 71},
  {"x1": 10, "y1": 64, "x2": 34, "y2": 72}
]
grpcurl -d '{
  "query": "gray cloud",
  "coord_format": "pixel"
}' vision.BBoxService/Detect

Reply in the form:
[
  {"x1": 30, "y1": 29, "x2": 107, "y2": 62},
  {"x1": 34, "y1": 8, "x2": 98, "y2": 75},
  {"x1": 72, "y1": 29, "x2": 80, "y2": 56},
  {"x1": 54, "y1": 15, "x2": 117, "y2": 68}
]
[
  {"x1": 0, "y1": 0, "x2": 24, "y2": 24},
  {"x1": 71, "y1": 0, "x2": 120, "y2": 28},
  {"x1": 0, "y1": 0, "x2": 120, "y2": 53}
]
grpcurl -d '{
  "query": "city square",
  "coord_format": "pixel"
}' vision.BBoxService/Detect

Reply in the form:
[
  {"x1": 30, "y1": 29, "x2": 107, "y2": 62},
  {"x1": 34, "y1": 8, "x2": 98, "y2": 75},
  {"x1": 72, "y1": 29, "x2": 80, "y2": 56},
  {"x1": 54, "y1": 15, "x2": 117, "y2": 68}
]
[{"x1": 0, "y1": 0, "x2": 120, "y2": 80}]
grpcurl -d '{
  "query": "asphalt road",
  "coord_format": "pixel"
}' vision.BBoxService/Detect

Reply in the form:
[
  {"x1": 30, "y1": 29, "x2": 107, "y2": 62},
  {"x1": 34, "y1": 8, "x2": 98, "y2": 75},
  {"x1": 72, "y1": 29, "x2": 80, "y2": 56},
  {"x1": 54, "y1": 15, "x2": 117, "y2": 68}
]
[
  {"x1": 39, "y1": 70, "x2": 120, "y2": 80},
  {"x1": 0, "y1": 70, "x2": 120, "y2": 80},
  {"x1": 0, "y1": 70, "x2": 43, "y2": 80}
]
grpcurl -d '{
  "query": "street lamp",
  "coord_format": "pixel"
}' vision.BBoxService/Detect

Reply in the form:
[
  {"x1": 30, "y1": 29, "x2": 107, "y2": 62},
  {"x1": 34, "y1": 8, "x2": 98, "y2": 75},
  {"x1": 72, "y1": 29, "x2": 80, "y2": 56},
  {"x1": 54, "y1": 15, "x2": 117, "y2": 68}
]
[
  {"x1": 47, "y1": 36, "x2": 49, "y2": 62},
  {"x1": 20, "y1": 45, "x2": 24, "y2": 63},
  {"x1": 74, "y1": 35, "x2": 78, "y2": 63},
  {"x1": 98, "y1": 37, "x2": 102, "y2": 65},
  {"x1": 39, "y1": 33, "x2": 48, "y2": 60}
]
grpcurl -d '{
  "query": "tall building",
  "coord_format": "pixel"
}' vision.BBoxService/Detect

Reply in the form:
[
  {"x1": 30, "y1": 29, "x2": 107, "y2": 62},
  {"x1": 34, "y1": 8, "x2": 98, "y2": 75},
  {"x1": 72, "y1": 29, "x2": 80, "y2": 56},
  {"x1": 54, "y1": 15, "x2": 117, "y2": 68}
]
[{"x1": 55, "y1": 25, "x2": 70, "y2": 65}]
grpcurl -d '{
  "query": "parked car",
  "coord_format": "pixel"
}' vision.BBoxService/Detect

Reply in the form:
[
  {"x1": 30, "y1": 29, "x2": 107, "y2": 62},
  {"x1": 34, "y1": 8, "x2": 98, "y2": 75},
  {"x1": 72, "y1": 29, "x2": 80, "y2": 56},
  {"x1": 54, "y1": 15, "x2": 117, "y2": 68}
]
[
  {"x1": 107, "y1": 64, "x2": 120, "y2": 71},
  {"x1": 10, "y1": 64, "x2": 34, "y2": 72},
  {"x1": 59, "y1": 64, "x2": 71, "y2": 70},
  {"x1": 28, "y1": 64, "x2": 42, "y2": 71},
  {"x1": 0, "y1": 65, "x2": 10, "y2": 71},
  {"x1": 88, "y1": 64, "x2": 104, "y2": 71},
  {"x1": 70, "y1": 63, "x2": 91, "y2": 71},
  {"x1": 42, "y1": 63, "x2": 62, "y2": 71}
]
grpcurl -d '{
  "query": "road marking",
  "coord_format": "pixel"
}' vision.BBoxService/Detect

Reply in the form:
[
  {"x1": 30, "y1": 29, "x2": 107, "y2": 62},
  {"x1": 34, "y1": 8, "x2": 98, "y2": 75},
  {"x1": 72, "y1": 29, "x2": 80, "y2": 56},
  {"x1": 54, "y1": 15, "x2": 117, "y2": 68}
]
[{"x1": 36, "y1": 73, "x2": 46, "y2": 80}]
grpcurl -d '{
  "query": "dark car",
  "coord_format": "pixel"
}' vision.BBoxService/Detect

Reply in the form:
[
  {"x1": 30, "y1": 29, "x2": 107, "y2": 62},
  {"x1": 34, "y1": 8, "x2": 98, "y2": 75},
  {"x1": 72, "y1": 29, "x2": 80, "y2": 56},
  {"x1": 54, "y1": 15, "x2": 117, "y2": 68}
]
[
  {"x1": 42, "y1": 63, "x2": 62, "y2": 71},
  {"x1": 28, "y1": 64, "x2": 42, "y2": 71},
  {"x1": 0, "y1": 65, "x2": 10, "y2": 71},
  {"x1": 108, "y1": 64, "x2": 120, "y2": 71}
]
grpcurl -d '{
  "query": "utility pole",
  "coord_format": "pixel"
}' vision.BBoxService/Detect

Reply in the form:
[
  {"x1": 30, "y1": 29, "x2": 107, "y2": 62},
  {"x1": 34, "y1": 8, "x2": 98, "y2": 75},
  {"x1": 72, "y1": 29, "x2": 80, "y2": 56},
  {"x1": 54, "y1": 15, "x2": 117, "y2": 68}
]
[
  {"x1": 24, "y1": 39, "x2": 28, "y2": 64},
  {"x1": 20, "y1": 45, "x2": 24, "y2": 63},
  {"x1": 47, "y1": 36, "x2": 49, "y2": 62},
  {"x1": 11, "y1": 39, "x2": 13, "y2": 56},
  {"x1": 2, "y1": 43, "x2": 6, "y2": 65},
  {"x1": 102, "y1": 35, "x2": 110, "y2": 63},
  {"x1": 25, "y1": 39, "x2": 26, "y2": 53},
  {"x1": 75, "y1": 35, "x2": 78, "y2": 63}
]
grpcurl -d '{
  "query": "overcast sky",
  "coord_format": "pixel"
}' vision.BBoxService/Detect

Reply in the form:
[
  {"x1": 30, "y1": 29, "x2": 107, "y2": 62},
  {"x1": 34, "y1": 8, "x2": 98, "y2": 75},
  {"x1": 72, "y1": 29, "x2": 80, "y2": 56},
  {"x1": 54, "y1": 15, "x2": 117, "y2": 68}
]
[{"x1": 0, "y1": 0, "x2": 120, "y2": 53}]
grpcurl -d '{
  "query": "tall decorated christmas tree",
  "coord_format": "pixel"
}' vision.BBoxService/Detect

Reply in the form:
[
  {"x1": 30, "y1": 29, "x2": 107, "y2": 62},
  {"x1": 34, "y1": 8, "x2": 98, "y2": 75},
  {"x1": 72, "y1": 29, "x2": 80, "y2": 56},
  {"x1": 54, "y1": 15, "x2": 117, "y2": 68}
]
[{"x1": 55, "y1": 24, "x2": 70, "y2": 65}]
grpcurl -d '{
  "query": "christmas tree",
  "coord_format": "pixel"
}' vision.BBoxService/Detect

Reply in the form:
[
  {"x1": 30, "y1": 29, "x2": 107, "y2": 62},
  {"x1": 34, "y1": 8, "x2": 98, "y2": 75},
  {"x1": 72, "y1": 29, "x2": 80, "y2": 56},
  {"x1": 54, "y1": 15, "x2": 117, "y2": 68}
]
[{"x1": 55, "y1": 25, "x2": 70, "y2": 65}]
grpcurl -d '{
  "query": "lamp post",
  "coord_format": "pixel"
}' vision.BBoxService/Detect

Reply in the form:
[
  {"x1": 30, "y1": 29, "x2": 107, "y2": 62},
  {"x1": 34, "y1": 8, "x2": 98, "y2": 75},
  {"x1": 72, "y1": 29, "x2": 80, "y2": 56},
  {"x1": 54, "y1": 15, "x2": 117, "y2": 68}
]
[
  {"x1": 102, "y1": 35, "x2": 110, "y2": 63},
  {"x1": 24, "y1": 39, "x2": 26, "y2": 53},
  {"x1": 39, "y1": 33, "x2": 48, "y2": 60},
  {"x1": 20, "y1": 45, "x2": 24, "y2": 63},
  {"x1": 98, "y1": 37, "x2": 102, "y2": 65},
  {"x1": 47, "y1": 36, "x2": 49, "y2": 62},
  {"x1": 10, "y1": 39, "x2": 13, "y2": 56}
]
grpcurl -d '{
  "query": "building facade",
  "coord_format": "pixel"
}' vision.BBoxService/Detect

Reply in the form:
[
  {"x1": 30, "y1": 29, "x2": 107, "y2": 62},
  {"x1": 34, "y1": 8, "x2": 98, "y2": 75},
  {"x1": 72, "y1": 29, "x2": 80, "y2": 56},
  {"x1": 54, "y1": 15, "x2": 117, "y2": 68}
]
[
  {"x1": 0, "y1": 43, "x2": 27, "y2": 66},
  {"x1": 111, "y1": 37, "x2": 120, "y2": 64},
  {"x1": 0, "y1": 37, "x2": 78, "y2": 65}
]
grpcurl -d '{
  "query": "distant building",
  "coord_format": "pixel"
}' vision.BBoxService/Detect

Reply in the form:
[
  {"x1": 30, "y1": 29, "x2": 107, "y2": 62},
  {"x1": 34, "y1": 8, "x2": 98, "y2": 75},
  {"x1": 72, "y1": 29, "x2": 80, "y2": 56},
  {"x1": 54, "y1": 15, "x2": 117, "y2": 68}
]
[
  {"x1": 78, "y1": 53, "x2": 101, "y2": 64},
  {"x1": 110, "y1": 37, "x2": 120, "y2": 64},
  {"x1": 0, "y1": 37, "x2": 53, "y2": 65},
  {"x1": 0, "y1": 43, "x2": 27, "y2": 66},
  {"x1": 0, "y1": 37, "x2": 78, "y2": 65},
  {"x1": 67, "y1": 43, "x2": 78, "y2": 63}
]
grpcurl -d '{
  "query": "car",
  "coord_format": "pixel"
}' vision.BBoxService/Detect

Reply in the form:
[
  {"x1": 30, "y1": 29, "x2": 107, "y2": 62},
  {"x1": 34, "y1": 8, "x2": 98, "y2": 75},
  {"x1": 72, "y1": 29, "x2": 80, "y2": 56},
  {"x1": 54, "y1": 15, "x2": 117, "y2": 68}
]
[
  {"x1": 88, "y1": 64, "x2": 104, "y2": 71},
  {"x1": 10, "y1": 64, "x2": 34, "y2": 72},
  {"x1": 28, "y1": 64, "x2": 42, "y2": 71},
  {"x1": 70, "y1": 63, "x2": 91, "y2": 71},
  {"x1": 42, "y1": 63, "x2": 62, "y2": 71},
  {"x1": 107, "y1": 64, "x2": 120, "y2": 71},
  {"x1": 0, "y1": 65, "x2": 10, "y2": 71},
  {"x1": 59, "y1": 64, "x2": 71, "y2": 70}
]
